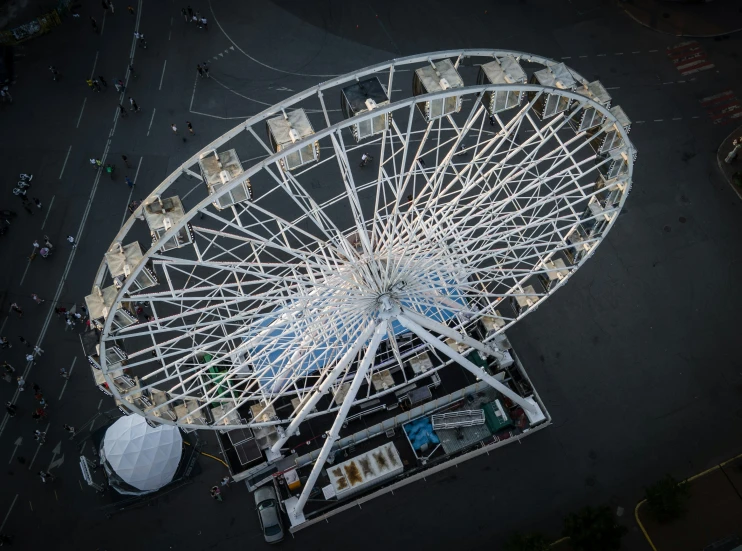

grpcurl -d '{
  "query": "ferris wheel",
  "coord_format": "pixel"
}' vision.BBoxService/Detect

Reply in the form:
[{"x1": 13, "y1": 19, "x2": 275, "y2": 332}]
[{"x1": 87, "y1": 50, "x2": 634, "y2": 482}]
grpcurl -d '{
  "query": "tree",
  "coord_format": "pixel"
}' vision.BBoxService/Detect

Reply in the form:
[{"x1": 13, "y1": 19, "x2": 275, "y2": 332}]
[
  {"x1": 504, "y1": 532, "x2": 551, "y2": 551},
  {"x1": 644, "y1": 474, "x2": 690, "y2": 523},
  {"x1": 562, "y1": 505, "x2": 628, "y2": 551}
]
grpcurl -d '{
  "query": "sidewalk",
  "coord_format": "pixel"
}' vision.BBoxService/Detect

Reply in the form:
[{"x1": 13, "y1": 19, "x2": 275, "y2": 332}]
[
  {"x1": 717, "y1": 125, "x2": 742, "y2": 200},
  {"x1": 636, "y1": 453, "x2": 742, "y2": 551},
  {"x1": 621, "y1": 0, "x2": 742, "y2": 37}
]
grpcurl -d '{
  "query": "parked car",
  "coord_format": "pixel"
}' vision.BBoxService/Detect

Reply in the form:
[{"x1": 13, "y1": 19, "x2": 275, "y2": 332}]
[{"x1": 253, "y1": 485, "x2": 284, "y2": 543}]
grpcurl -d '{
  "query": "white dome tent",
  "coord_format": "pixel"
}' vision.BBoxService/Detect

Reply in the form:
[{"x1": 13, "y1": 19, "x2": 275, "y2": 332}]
[{"x1": 101, "y1": 415, "x2": 183, "y2": 495}]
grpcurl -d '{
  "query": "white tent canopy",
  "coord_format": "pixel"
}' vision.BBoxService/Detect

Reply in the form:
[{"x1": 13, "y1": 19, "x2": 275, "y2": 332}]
[{"x1": 103, "y1": 416, "x2": 182, "y2": 492}]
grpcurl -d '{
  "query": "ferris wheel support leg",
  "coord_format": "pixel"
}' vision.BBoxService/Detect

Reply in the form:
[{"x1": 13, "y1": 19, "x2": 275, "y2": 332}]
[
  {"x1": 288, "y1": 323, "x2": 387, "y2": 523},
  {"x1": 395, "y1": 314, "x2": 537, "y2": 414},
  {"x1": 399, "y1": 308, "x2": 508, "y2": 365},
  {"x1": 269, "y1": 322, "x2": 379, "y2": 455}
]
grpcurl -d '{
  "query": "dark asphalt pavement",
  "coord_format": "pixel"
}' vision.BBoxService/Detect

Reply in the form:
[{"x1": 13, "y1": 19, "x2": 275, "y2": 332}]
[{"x1": 0, "y1": 0, "x2": 741, "y2": 550}]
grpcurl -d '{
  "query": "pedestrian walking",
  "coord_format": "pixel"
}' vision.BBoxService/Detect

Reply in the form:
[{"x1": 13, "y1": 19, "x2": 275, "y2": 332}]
[
  {"x1": 31, "y1": 293, "x2": 44, "y2": 304},
  {"x1": 33, "y1": 197, "x2": 42, "y2": 209},
  {"x1": 43, "y1": 235, "x2": 53, "y2": 249},
  {"x1": 122, "y1": 154, "x2": 131, "y2": 167},
  {"x1": 197, "y1": 64, "x2": 204, "y2": 78},
  {"x1": 10, "y1": 303, "x2": 23, "y2": 317},
  {"x1": 102, "y1": 0, "x2": 109, "y2": 11},
  {"x1": 220, "y1": 476, "x2": 232, "y2": 488},
  {"x1": 49, "y1": 65, "x2": 60, "y2": 81},
  {"x1": 73, "y1": 312, "x2": 82, "y2": 323},
  {"x1": 125, "y1": 176, "x2": 135, "y2": 188},
  {"x1": 118, "y1": 104, "x2": 128, "y2": 118},
  {"x1": 67, "y1": 235, "x2": 76, "y2": 248},
  {"x1": 90, "y1": 158, "x2": 99, "y2": 169},
  {"x1": 98, "y1": 75, "x2": 108, "y2": 88},
  {"x1": 186, "y1": 121, "x2": 194, "y2": 135},
  {"x1": 59, "y1": 367, "x2": 70, "y2": 379},
  {"x1": 33, "y1": 345, "x2": 44, "y2": 356},
  {"x1": 80, "y1": 304, "x2": 88, "y2": 316},
  {"x1": 17, "y1": 377, "x2": 25, "y2": 391},
  {"x1": 202, "y1": 63, "x2": 210, "y2": 78},
  {"x1": 181, "y1": 7, "x2": 188, "y2": 22},
  {"x1": 171, "y1": 123, "x2": 178, "y2": 134},
  {"x1": 134, "y1": 32, "x2": 147, "y2": 48},
  {"x1": 90, "y1": 16, "x2": 98, "y2": 32},
  {"x1": 38, "y1": 470, "x2": 54, "y2": 482},
  {"x1": 210, "y1": 486, "x2": 222, "y2": 501},
  {"x1": 92, "y1": 78, "x2": 102, "y2": 92},
  {"x1": 18, "y1": 336, "x2": 30, "y2": 347},
  {"x1": 129, "y1": 97, "x2": 140, "y2": 112},
  {"x1": 128, "y1": 64, "x2": 136, "y2": 78},
  {"x1": 33, "y1": 239, "x2": 40, "y2": 250},
  {"x1": 0, "y1": 87, "x2": 12, "y2": 103},
  {"x1": 0, "y1": 337, "x2": 10, "y2": 349},
  {"x1": 32, "y1": 383, "x2": 41, "y2": 394},
  {"x1": 187, "y1": 5, "x2": 193, "y2": 18},
  {"x1": 200, "y1": 16, "x2": 208, "y2": 30},
  {"x1": 2, "y1": 361, "x2": 14, "y2": 374},
  {"x1": 5, "y1": 402, "x2": 16, "y2": 417},
  {"x1": 63, "y1": 424, "x2": 76, "y2": 438},
  {"x1": 86, "y1": 79, "x2": 96, "y2": 91},
  {"x1": 25, "y1": 353, "x2": 36, "y2": 365},
  {"x1": 34, "y1": 407, "x2": 47, "y2": 420},
  {"x1": 66, "y1": 318, "x2": 74, "y2": 329},
  {"x1": 127, "y1": 5, "x2": 134, "y2": 15},
  {"x1": 192, "y1": 14, "x2": 198, "y2": 24},
  {"x1": 114, "y1": 79, "x2": 125, "y2": 92}
]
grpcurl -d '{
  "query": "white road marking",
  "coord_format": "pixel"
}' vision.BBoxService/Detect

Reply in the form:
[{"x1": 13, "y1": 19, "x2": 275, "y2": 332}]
[
  {"x1": 27, "y1": 422, "x2": 50, "y2": 470},
  {"x1": 59, "y1": 145, "x2": 72, "y2": 179},
  {"x1": 89, "y1": 51, "x2": 99, "y2": 80},
  {"x1": 159, "y1": 59, "x2": 167, "y2": 90},
  {"x1": 100, "y1": 10, "x2": 106, "y2": 36},
  {"x1": 648, "y1": 49, "x2": 658, "y2": 53},
  {"x1": 8, "y1": 437, "x2": 22, "y2": 464},
  {"x1": 146, "y1": 107, "x2": 156, "y2": 136},
  {"x1": 120, "y1": 157, "x2": 144, "y2": 227},
  {"x1": 209, "y1": 3, "x2": 338, "y2": 78},
  {"x1": 654, "y1": 119, "x2": 664, "y2": 122},
  {"x1": 76, "y1": 98, "x2": 87, "y2": 128},
  {"x1": 19, "y1": 258, "x2": 31, "y2": 286},
  {"x1": 40, "y1": 195, "x2": 55, "y2": 230},
  {"x1": 0, "y1": 494, "x2": 18, "y2": 532},
  {"x1": 58, "y1": 357, "x2": 76, "y2": 400}
]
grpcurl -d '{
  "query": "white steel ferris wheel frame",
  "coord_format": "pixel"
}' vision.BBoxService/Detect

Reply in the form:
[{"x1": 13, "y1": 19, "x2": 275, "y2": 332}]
[{"x1": 93, "y1": 50, "x2": 634, "y2": 461}]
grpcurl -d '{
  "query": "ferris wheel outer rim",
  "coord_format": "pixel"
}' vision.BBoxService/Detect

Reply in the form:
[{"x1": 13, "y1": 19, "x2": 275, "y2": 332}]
[{"x1": 96, "y1": 55, "x2": 634, "y2": 426}]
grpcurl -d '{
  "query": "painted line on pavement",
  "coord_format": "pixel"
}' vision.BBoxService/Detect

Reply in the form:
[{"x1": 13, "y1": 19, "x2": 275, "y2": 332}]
[
  {"x1": 0, "y1": 494, "x2": 18, "y2": 532},
  {"x1": 76, "y1": 98, "x2": 87, "y2": 128},
  {"x1": 159, "y1": 59, "x2": 167, "y2": 90},
  {"x1": 58, "y1": 357, "x2": 76, "y2": 400},
  {"x1": 120, "y1": 157, "x2": 144, "y2": 227},
  {"x1": 146, "y1": 108, "x2": 156, "y2": 136},
  {"x1": 100, "y1": 10, "x2": 106, "y2": 36},
  {"x1": 27, "y1": 422, "x2": 50, "y2": 470},
  {"x1": 59, "y1": 145, "x2": 72, "y2": 179},
  {"x1": 19, "y1": 257, "x2": 32, "y2": 286},
  {"x1": 40, "y1": 195, "x2": 55, "y2": 230},
  {"x1": 90, "y1": 51, "x2": 99, "y2": 80}
]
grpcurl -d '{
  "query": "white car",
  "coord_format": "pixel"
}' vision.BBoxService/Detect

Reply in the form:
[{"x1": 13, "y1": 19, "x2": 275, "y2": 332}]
[{"x1": 254, "y1": 485, "x2": 284, "y2": 544}]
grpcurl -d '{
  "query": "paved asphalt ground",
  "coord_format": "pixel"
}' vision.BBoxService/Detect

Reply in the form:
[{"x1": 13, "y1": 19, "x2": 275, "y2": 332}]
[{"x1": 0, "y1": 0, "x2": 741, "y2": 549}]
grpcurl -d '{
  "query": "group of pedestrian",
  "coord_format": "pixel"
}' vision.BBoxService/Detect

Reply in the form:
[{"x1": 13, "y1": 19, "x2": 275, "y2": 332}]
[
  {"x1": 182, "y1": 6, "x2": 208, "y2": 29},
  {"x1": 196, "y1": 62, "x2": 210, "y2": 78},
  {"x1": 170, "y1": 121, "x2": 195, "y2": 135}
]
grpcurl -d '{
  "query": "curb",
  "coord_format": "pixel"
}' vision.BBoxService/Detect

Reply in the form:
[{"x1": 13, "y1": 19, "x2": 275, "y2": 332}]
[
  {"x1": 621, "y1": 5, "x2": 742, "y2": 38},
  {"x1": 716, "y1": 127, "x2": 742, "y2": 201},
  {"x1": 634, "y1": 451, "x2": 742, "y2": 551}
]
